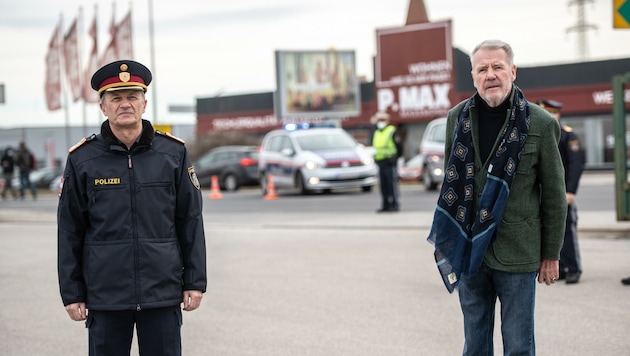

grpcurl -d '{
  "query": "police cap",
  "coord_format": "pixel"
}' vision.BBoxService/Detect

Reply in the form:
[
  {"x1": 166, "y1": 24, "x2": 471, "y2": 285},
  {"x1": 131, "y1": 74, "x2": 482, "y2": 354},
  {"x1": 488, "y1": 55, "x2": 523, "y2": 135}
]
[
  {"x1": 536, "y1": 99, "x2": 563, "y2": 110},
  {"x1": 91, "y1": 60, "x2": 152, "y2": 97}
]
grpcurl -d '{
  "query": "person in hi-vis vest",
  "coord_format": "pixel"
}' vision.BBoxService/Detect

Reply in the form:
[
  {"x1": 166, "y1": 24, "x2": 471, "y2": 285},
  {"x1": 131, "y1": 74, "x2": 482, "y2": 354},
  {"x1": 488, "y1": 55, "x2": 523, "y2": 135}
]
[{"x1": 371, "y1": 111, "x2": 403, "y2": 213}]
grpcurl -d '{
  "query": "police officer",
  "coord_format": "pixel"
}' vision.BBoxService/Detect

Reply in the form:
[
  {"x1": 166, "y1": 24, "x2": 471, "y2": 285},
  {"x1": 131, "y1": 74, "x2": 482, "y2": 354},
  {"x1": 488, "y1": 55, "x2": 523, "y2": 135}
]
[
  {"x1": 57, "y1": 60, "x2": 207, "y2": 355},
  {"x1": 371, "y1": 111, "x2": 403, "y2": 212},
  {"x1": 537, "y1": 99, "x2": 585, "y2": 284}
]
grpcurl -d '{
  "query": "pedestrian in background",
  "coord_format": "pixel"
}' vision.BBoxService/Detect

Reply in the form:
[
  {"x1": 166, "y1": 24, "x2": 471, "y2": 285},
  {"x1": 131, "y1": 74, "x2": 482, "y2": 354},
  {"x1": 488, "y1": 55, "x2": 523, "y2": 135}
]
[
  {"x1": 57, "y1": 60, "x2": 207, "y2": 356},
  {"x1": 427, "y1": 39, "x2": 567, "y2": 355},
  {"x1": 371, "y1": 111, "x2": 403, "y2": 213},
  {"x1": 15, "y1": 141, "x2": 37, "y2": 200},
  {"x1": 1, "y1": 146, "x2": 18, "y2": 200},
  {"x1": 537, "y1": 99, "x2": 585, "y2": 284}
]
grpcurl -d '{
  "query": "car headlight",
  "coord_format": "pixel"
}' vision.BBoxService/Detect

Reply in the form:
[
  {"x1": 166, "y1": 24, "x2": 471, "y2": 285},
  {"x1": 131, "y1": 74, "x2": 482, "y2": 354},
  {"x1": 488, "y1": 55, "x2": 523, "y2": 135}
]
[
  {"x1": 304, "y1": 161, "x2": 319, "y2": 169},
  {"x1": 362, "y1": 157, "x2": 374, "y2": 165},
  {"x1": 427, "y1": 155, "x2": 441, "y2": 163}
]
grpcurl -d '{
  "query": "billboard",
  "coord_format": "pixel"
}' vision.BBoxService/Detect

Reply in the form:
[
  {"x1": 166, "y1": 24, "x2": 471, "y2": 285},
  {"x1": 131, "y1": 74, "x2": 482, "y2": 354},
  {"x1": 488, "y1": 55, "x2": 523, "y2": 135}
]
[
  {"x1": 274, "y1": 50, "x2": 361, "y2": 120},
  {"x1": 375, "y1": 20, "x2": 454, "y2": 122}
]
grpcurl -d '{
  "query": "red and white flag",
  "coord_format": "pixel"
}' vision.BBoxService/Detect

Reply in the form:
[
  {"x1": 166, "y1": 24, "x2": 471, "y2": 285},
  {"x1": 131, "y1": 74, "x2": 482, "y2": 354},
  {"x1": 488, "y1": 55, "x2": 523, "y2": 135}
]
[
  {"x1": 115, "y1": 11, "x2": 133, "y2": 60},
  {"x1": 45, "y1": 23, "x2": 62, "y2": 111},
  {"x1": 99, "y1": 10, "x2": 133, "y2": 66},
  {"x1": 63, "y1": 18, "x2": 82, "y2": 102},
  {"x1": 83, "y1": 14, "x2": 100, "y2": 103}
]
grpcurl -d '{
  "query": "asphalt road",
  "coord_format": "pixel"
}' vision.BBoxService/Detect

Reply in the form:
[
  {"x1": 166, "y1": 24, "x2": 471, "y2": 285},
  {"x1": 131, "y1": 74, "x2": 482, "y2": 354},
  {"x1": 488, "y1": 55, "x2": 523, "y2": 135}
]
[{"x1": 0, "y1": 171, "x2": 629, "y2": 355}]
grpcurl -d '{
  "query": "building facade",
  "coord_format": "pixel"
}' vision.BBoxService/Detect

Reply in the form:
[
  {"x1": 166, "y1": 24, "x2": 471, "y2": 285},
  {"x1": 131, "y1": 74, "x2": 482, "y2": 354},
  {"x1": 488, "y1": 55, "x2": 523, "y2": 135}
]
[{"x1": 197, "y1": 48, "x2": 630, "y2": 169}]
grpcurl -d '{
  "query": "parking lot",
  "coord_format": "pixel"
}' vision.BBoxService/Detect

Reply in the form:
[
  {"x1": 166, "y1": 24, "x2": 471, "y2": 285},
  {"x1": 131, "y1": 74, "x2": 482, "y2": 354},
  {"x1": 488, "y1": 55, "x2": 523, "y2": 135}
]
[{"x1": 1, "y1": 173, "x2": 629, "y2": 355}]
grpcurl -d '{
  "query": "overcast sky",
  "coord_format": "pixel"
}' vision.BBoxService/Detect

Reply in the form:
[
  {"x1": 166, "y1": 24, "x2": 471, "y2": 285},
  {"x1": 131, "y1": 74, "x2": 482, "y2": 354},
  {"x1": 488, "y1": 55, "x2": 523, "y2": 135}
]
[{"x1": 1, "y1": 0, "x2": 629, "y2": 129}]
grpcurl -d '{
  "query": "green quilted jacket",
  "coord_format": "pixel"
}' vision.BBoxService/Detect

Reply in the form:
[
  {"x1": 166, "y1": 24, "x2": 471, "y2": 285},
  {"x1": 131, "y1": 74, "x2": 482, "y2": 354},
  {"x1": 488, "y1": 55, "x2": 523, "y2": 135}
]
[{"x1": 444, "y1": 88, "x2": 567, "y2": 273}]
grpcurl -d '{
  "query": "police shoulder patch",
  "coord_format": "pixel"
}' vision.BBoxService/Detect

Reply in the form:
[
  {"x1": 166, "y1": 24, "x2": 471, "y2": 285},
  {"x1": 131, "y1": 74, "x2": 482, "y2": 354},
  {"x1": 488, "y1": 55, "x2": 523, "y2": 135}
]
[
  {"x1": 68, "y1": 134, "x2": 96, "y2": 153},
  {"x1": 156, "y1": 130, "x2": 185, "y2": 144},
  {"x1": 188, "y1": 166, "x2": 200, "y2": 190}
]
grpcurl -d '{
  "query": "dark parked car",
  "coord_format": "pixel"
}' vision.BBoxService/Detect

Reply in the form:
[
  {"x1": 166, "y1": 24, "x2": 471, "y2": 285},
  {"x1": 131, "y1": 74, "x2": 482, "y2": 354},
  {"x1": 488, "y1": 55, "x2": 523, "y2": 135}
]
[{"x1": 193, "y1": 145, "x2": 260, "y2": 191}]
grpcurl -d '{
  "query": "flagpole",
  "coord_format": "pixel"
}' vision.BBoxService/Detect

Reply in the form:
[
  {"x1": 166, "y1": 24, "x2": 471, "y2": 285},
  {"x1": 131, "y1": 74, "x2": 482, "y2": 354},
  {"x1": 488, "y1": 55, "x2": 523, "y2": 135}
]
[
  {"x1": 79, "y1": 6, "x2": 88, "y2": 137},
  {"x1": 60, "y1": 13, "x2": 72, "y2": 151},
  {"x1": 148, "y1": 0, "x2": 157, "y2": 124},
  {"x1": 93, "y1": 4, "x2": 100, "y2": 126}
]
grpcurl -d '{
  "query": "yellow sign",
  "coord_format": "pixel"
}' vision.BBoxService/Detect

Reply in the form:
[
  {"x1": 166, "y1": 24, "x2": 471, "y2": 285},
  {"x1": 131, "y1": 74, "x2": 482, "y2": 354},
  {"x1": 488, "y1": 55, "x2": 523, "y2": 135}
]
[
  {"x1": 614, "y1": 0, "x2": 630, "y2": 28},
  {"x1": 154, "y1": 124, "x2": 173, "y2": 134}
]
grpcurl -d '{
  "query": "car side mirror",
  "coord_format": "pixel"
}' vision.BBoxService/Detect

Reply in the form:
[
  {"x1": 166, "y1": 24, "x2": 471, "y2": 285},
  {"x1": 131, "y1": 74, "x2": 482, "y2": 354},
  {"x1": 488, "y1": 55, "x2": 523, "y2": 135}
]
[{"x1": 280, "y1": 148, "x2": 295, "y2": 157}]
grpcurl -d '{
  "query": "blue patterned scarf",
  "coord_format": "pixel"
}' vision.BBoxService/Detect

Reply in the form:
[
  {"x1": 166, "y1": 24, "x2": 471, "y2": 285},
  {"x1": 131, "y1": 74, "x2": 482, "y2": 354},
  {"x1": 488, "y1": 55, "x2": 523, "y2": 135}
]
[{"x1": 427, "y1": 87, "x2": 530, "y2": 293}]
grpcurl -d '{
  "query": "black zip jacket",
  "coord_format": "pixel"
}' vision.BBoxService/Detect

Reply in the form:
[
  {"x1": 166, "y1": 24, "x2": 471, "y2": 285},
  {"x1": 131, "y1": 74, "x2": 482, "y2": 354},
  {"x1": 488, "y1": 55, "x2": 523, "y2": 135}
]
[{"x1": 57, "y1": 119, "x2": 206, "y2": 311}]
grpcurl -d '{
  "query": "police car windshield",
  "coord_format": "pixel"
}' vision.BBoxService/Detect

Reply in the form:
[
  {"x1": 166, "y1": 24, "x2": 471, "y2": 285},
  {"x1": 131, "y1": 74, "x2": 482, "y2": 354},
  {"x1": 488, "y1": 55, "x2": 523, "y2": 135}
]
[{"x1": 296, "y1": 132, "x2": 356, "y2": 151}]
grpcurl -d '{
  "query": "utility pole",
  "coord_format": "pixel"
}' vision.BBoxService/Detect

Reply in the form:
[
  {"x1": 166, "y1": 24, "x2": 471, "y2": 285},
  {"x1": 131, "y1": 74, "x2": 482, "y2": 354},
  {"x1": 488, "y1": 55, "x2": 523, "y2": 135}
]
[
  {"x1": 566, "y1": 0, "x2": 598, "y2": 61},
  {"x1": 148, "y1": 0, "x2": 158, "y2": 124}
]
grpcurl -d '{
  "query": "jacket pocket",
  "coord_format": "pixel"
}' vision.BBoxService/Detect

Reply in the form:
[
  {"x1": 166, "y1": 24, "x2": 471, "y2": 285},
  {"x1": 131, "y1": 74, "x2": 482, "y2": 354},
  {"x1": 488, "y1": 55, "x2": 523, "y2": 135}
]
[
  {"x1": 492, "y1": 218, "x2": 541, "y2": 266},
  {"x1": 137, "y1": 239, "x2": 183, "y2": 303},
  {"x1": 516, "y1": 143, "x2": 537, "y2": 175},
  {"x1": 83, "y1": 240, "x2": 135, "y2": 307}
]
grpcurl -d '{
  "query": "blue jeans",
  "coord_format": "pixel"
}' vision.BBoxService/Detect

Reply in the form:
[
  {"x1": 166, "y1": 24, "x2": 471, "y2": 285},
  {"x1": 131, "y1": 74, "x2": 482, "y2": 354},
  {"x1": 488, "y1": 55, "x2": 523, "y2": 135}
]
[
  {"x1": 458, "y1": 264, "x2": 537, "y2": 356},
  {"x1": 19, "y1": 170, "x2": 36, "y2": 199}
]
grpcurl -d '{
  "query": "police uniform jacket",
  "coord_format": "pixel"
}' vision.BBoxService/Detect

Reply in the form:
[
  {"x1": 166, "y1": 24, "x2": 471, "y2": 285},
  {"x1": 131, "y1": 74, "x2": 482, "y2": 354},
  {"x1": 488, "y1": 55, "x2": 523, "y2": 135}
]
[
  {"x1": 57, "y1": 119, "x2": 207, "y2": 311},
  {"x1": 445, "y1": 88, "x2": 567, "y2": 273},
  {"x1": 559, "y1": 126, "x2": 584, "y2": 194}
]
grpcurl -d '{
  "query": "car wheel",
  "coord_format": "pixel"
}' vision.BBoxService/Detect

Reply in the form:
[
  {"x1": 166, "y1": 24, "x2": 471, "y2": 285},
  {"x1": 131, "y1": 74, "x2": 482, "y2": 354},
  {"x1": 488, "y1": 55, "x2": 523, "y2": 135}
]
[
  {"x1": 223, "y1": 174, "x2": 239, "y2": 192},
  {"x1": 361, "y1": 185, "x2": 372, "y2": 193},
  {"x1": 295, "y1": 172, "x2": 311, "y2": 195},
  {"x1": 423, "y1": 167, "x2": 438, "y2": 191}
]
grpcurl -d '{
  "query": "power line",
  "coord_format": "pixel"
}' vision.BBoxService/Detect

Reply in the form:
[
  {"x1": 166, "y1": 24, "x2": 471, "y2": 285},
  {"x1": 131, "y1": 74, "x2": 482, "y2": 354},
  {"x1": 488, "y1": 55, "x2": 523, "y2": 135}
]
[{"x1": 566, "y1": 0, "x2": 598, "y2": 61}]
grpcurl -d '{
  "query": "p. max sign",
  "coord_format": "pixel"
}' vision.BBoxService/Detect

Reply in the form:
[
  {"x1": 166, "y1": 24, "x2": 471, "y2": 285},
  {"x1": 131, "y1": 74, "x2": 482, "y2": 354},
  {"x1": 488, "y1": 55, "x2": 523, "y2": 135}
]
[{"x1": 375, "y1": 21, "x2": 454, "y2": 122}]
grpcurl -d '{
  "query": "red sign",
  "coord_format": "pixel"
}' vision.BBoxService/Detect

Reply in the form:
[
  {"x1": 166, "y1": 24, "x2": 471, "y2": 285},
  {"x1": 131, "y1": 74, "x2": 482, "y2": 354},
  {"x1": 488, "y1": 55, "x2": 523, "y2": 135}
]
[{"x1": 375, "y1": 21, "x2": 454, "y2": 122}]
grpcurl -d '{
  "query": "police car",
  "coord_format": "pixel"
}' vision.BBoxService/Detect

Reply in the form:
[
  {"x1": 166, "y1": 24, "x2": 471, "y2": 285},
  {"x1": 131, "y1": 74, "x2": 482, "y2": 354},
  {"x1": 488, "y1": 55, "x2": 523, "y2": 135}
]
[{"x1": 258, "y1": 123, "x2": 378, "y2": 195}]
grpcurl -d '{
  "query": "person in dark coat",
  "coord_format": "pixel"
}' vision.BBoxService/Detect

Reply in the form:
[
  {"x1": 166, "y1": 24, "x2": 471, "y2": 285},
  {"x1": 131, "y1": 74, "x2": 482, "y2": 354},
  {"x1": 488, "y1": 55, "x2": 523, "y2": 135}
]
[
  {"x1": 1, "y1": 146, "x2": 18, "y2": 200},
  {"x1": 57, "y1": 60, "x2": 207, "y2": 356},
  {"x1": 15, "y1": 141, "x2": 37, "y2": 200},
  {"x1": 537, "y1": 99, "x2": 585, "y2": 284}
]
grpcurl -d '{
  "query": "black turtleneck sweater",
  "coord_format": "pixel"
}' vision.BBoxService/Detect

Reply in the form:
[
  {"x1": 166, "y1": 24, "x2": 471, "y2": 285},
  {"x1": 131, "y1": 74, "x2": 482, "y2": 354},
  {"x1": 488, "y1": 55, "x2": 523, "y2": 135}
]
[{"x1": 476, "y1": 96, "x2": 510, "y2": 163}]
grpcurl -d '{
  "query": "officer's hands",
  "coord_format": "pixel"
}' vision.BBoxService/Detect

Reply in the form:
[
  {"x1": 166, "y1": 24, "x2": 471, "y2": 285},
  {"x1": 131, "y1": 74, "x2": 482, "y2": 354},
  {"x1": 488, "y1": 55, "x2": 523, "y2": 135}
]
[
  {"x1": 566, "y1": 192, "x2": 575, "y2": 205},
  {"x1": 65, "y1": 302, "x2": 87, "y2": 321},
  {"x1": 182, "y1": 290, "x2": 203, "y2": 311}
]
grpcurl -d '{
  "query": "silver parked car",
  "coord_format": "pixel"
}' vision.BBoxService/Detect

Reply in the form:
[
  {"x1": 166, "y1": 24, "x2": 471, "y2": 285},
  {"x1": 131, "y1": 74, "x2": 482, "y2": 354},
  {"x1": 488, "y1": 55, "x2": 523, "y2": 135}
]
[
  {"x1": 258, "y1": 124, "x2": 378, "y2": 195},
  {"x1": 419, "y1": 117, "x2": 446, "y2": 191}
]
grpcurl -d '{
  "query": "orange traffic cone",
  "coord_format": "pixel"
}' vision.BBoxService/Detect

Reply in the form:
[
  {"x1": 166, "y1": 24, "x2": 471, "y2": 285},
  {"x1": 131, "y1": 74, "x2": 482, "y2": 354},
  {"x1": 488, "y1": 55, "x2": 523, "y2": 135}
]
[
  {"x1": 209, "y1": 175, "x2": 223, "y2": 199},
  {"x1": 264, "y1": 174, "x2": 278, "y2": 200}
]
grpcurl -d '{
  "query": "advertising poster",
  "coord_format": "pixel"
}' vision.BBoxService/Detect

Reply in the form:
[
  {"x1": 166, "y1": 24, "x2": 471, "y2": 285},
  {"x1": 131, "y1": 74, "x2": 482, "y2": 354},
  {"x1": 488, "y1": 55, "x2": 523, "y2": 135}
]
[
  {"x1": 375, "y1": 21, "x2": 454, "y2": 122},
  {"x1": 275, "y1": 50, "x2": 361, "y2": 120}
]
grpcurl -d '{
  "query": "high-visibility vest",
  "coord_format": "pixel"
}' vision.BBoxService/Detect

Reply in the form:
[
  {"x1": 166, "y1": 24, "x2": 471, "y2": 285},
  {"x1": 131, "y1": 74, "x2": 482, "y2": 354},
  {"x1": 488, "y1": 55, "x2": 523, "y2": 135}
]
[{"x1": 372, "y1": 125, "x2": 397, "y2": 161}]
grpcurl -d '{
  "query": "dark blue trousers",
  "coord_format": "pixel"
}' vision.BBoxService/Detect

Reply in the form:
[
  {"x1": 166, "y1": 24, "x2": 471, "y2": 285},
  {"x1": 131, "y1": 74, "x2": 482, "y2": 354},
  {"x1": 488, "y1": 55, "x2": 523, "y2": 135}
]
[
  {"x1": 86, "y1": 306, "x2": 182, "y2": 356},
  {"x1": 376, "y1": 159, "x2": 399, "y2": 210},
  {"x1": 560, "y1": 203, "x2": 582, "y2": 275}
]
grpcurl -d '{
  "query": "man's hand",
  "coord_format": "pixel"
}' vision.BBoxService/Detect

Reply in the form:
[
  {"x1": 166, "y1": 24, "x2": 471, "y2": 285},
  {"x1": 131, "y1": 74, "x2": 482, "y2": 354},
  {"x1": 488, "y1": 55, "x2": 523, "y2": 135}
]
[
  {"x1": 65, "y1": 302, "x2": 87, "y2": 321},
  {"x1": 182, "y1": 290, "x2": 203, "y2": 311},
  {"x1": 538, "y1": 259, "x2": 560, "y2": 285}
]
